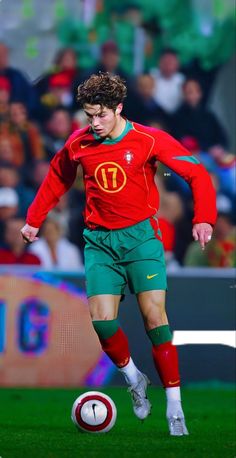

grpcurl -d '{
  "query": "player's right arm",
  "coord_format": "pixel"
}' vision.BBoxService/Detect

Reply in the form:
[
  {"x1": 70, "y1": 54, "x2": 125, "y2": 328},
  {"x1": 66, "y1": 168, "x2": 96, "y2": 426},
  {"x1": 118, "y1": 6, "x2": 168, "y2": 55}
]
[{"x1": 21, "y1": 141, "x2": 79, "y2": 242}]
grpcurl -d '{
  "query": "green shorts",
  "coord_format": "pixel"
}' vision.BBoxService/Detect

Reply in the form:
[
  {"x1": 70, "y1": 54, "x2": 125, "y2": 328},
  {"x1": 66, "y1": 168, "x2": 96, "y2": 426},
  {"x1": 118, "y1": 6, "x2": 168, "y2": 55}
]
[{"x1": 83, "y1": 217, "x2": 167, "y2": 297}]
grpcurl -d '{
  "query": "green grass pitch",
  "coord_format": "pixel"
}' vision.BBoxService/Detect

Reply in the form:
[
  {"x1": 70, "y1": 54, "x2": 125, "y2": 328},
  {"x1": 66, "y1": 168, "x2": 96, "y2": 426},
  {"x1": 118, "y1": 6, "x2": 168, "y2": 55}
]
[{"x1": 0, "y1": 386, "x2": 235, "y2": 458}]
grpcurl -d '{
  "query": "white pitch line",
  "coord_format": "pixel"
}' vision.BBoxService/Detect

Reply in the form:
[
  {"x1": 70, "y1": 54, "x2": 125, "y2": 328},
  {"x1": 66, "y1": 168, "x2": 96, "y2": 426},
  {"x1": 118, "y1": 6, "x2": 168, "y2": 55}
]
[{"x1": 172, "y1": 331, "x2": 236, "y2": 348}]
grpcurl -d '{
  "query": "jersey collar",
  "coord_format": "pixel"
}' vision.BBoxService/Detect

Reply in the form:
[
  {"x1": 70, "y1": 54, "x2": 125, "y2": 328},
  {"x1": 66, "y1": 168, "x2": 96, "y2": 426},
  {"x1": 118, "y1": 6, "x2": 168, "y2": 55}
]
[{"x1": 92, "y1": 120, "x2": 133, "y2": 145}]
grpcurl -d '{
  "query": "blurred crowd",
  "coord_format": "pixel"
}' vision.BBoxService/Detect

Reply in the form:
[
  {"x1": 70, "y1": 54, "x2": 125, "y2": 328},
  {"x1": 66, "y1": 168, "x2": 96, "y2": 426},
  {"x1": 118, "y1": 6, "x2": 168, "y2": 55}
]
[{"x1": 0, "y1": 39, "x2": 235, "y2": 270}]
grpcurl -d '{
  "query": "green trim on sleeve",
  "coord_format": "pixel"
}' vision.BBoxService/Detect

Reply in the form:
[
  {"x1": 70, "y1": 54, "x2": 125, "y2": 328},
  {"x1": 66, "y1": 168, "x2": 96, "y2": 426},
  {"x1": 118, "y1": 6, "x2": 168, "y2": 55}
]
[{"x1": 173, "y1": 155, "x2": 200, "y2": 164}]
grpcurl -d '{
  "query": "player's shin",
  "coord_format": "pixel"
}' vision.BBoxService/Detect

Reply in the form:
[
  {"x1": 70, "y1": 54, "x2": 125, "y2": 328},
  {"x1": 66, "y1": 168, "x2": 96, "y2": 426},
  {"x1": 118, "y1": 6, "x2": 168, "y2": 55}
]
[
  {"x1": 92, "y1": 319, "x2": 130, "y2": 368},
  {"x1": 147, "y1": 325, "x2": 180, "y2": 386},
  {"x1": 92, "y1": 319, "x2": 142, "y2": 384},
  {"x1": 147, "y1": 325, "x2": 186, "y2": 421}
]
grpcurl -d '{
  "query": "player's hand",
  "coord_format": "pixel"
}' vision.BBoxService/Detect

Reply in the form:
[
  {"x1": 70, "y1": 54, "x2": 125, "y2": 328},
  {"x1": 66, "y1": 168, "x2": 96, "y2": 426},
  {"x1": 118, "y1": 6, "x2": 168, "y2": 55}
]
[
  {"x1": 192, "y1": 223, "x2": 213, "y2": 250},
  {"x1": 21, "y1": 224, "x2": 39, "y2": 244}
]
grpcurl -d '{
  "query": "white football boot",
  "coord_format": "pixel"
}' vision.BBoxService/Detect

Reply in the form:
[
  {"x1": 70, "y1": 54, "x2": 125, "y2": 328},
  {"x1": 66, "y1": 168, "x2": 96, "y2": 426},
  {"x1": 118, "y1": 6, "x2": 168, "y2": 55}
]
[
  {"x1": 167, "y1": 412, "x2": 189, "y2": 436},
  {"x1": 127, "y1": 372, "x2": 151, "y2": 420}
]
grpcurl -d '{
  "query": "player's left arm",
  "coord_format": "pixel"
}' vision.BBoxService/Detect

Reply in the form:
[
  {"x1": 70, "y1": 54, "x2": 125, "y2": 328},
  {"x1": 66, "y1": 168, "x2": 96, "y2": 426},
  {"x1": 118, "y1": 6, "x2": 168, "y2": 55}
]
[{"x1": 153, "y1": 130, "x2": 217, "y2": 248}]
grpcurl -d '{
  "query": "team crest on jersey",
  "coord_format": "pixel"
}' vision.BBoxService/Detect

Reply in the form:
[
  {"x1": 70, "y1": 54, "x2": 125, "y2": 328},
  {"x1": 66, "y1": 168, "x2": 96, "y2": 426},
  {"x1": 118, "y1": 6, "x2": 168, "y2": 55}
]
[{"x1": 124, "y1": 151, "x2": 134, "y2": 164}]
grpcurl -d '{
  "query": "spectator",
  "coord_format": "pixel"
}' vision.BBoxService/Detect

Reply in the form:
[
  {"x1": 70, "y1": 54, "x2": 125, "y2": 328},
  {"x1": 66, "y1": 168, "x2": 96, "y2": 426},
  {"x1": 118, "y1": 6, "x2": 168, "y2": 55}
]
[
  {"x1": 67, "y1": 183, "x2": 86, "y2": 260},
  {"x1": 45, "y1": 73, "x2": 74, "y2": 109},
  {"x1": 183, "y1": 237, "x2": 209, "y2": 267},
  {"x1": 150, "y1": 48, "x2": 185, "y2": 114},
  {"x1": 9, "y1": 101, "x2": 45, "y2": 167},
  {"x1": 0, "y1": 129, "x2": 24, "y2": 168},
  {"x1": 184, "y1": 212, "x2": 236, "y2": 268},
  {"x1": 48, "y1": 188, "x2": 86, "y2": 261},
  {"x1": 25, "y1": 160, "x2": 50, "y2": 191},
  {"x1": 86, "y1": 40, "x2": 131, "y2": 84},
  {"x1": 0, "y1": 42, "x2": 37, "y2": 115},
  {"x1": 35, "y1": 47, "x2": 85, "y2": 118},
  {"x1": 155, "y1": 174, "x2": 184, "y2": 269},
  {"x1": 208, "y1": 145, "x2": 236, "y2": 200},
  {"x1": 73, "y1": 107, "x2": 89, "y2": 129},
  {"x1": 0, "y1": 137, "x2": 15, "y2": 164},
  {"x1": 0, "y1": 102, "x2": 45, "y2": 169},
  {"x1": 29, "y1": 216, "x2": 84, "y2": 270},
  {"x1": 49, "y1": 193, "x2": 71, "y2": 236},
  {"x1": 0, "y1": 216, "x2": 41, "y2": 265},
  {"x1": 0, "y1": 161, "x2": 35, "y2": 216},
  {"x1": 0, "y1": 75, "x2": 11, "y2": 124},
  {"x1": 0, "y1": 78, "x2": 13, "y2": 163},
  {"x1": 124, "y1": 73, "x2": 170, "y2": 127},
  {"x1": 182, "y1": 58, "x2": 220, "y2": 107},
  {"x1": 0, "y1": 186, "x2": 19, "y2": 243},
  {"x1": 42, "y1": 108, "x2": 74, "y2": 159},
  {"x1": 35, "y1": 47, "x2": 83, "y2": 95},
  {"x1": 207, "y1": 213, "x2": 236, "y2": 267},
  {"x1": 209, "y1": 172, "x2": 234, "y2": 219},
  {"x1": 171, "y1": 78, "x2": 228, "y2": 150}
]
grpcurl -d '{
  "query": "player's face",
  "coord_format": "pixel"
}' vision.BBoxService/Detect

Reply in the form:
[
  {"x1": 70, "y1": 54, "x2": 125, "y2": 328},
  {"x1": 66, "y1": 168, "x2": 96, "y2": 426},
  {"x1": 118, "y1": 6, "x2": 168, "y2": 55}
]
[{"x1": 84, "y1": 104, "x2": 122, "y2": 138}]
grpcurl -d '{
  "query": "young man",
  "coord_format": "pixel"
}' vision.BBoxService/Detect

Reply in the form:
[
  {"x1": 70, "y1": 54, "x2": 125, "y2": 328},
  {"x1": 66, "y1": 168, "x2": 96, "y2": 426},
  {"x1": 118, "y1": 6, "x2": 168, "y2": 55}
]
[{"x1": 21, "y1": 73, "x2": 217, "y2": 436}]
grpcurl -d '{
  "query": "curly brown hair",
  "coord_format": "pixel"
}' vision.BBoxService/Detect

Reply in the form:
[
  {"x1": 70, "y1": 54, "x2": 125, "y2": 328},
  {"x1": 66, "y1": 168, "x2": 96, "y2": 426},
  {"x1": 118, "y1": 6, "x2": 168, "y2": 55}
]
[{"x1": 77, "y1": 73, "x2": 127, "y2": 110}]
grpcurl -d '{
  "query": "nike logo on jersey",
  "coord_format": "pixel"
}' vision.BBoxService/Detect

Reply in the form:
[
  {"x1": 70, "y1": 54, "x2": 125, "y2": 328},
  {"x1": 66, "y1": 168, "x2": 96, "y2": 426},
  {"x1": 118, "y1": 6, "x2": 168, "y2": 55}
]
[
  {"x1": 80, "y1": 141, "x2": 94, "y2": 149},
  {"x1": 146, "y1": 273, "x2": 159, "y2": 280},
  {"x1": 168, "y1": 380, "x2": 180, "y2": 385}
]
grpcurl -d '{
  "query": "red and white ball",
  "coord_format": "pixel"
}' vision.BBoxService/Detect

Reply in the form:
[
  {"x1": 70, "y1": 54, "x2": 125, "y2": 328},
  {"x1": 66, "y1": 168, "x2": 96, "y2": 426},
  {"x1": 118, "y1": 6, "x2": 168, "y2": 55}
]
[{"x1": 71, "y1": 391, "x2": 117, "y2": 433}]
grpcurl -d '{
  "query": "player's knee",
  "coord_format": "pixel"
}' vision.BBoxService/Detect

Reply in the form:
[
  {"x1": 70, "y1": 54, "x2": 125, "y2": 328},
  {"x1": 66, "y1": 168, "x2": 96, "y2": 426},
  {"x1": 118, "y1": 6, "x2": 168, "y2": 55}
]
[
  {"x1": 142, "y1": 299, "x2": 167, "y2": 330},
  {"x1": 145, "y1": 314, "x2": 168, "y2": 330},
  {"x1": 88, "y1": 295, "x2": 119, "y2": 321},
  {"x1": 90, "y1": 311, "x2": 113, "y2": 321},
  {"x1": 89, "y1": 303, "x2": 116, "y2": 321}
]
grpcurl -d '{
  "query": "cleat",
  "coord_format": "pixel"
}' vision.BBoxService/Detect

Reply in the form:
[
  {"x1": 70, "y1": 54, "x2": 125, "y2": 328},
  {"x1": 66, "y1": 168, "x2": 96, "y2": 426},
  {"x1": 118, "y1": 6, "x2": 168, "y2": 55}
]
[
  {"x1": 127, "y1": 372, "x2": 151, "y2": 420},
  {"x1": 168, "y1": 413, "x2": 189, "y2": 436}
]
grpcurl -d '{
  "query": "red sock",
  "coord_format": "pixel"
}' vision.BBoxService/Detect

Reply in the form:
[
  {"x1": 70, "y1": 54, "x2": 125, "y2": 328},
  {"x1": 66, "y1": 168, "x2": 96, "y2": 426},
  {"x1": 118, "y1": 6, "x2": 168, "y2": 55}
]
[
  {"x1": 152, "y1": 341, "x2": 180, "y2": 388},
  {"x1": 99, "y1": 327, "x2": 130, "y2": 368}
]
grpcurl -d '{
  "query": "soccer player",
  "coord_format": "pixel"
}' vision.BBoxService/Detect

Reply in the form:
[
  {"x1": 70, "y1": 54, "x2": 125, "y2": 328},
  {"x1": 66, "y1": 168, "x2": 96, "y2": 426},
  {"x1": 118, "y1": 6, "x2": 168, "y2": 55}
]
[{"x1": 21, "y1": 73, "x2": 217, "y2": 436}]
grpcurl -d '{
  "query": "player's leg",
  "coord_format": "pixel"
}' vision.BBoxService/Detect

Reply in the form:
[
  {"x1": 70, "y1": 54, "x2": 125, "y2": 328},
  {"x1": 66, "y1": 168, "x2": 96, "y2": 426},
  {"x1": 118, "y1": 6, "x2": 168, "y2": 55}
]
[
  {"x1": 89, "y1": 294, "x2": 150, "y2": 419},
  {"x1": 84, "y1": 227, "x2": 134, "y2": 374},
  {"x1": 85, "y1": 246, "x2": 142, "y2": 386},
  {"x1": 137, "y1": 289, "x2": 189, "y2": 435},
  {"x1": 89, "y1": 294, "x2": 130, "y2": 368},
  {"x1": 84, "y1": 224, "x2": 151, "y2": 420}
]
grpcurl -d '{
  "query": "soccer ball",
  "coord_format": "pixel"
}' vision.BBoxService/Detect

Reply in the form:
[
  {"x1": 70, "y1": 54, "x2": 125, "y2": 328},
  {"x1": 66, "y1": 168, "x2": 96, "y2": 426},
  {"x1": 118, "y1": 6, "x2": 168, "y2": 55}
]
[{"x1": 71, "y1": 391, "x2": 117, "y2": 433}]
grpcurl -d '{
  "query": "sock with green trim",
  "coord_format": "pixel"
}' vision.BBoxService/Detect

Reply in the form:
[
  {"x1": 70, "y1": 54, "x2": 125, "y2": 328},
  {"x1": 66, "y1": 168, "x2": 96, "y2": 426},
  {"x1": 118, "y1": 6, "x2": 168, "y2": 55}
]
[
  {"x1": 147, "y1": 325, "x2": 181, "y2": 388},
  {"x1": 92, "y1": 319, "x2": 130, "y2": 368}
]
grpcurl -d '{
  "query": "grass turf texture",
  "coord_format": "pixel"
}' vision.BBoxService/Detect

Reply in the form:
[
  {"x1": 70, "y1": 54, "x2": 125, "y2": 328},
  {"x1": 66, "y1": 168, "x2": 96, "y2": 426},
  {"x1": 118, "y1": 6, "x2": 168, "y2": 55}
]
[{"x1": 0, "y1": 387, "x2": 235, "y2": 458}]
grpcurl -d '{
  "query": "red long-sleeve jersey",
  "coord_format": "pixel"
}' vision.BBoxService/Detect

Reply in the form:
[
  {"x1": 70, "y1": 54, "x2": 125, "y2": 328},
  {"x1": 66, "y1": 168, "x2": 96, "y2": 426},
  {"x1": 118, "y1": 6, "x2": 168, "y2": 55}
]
[{"x1": 26, "y1": 122, "x2": 217, "y2": 229}]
